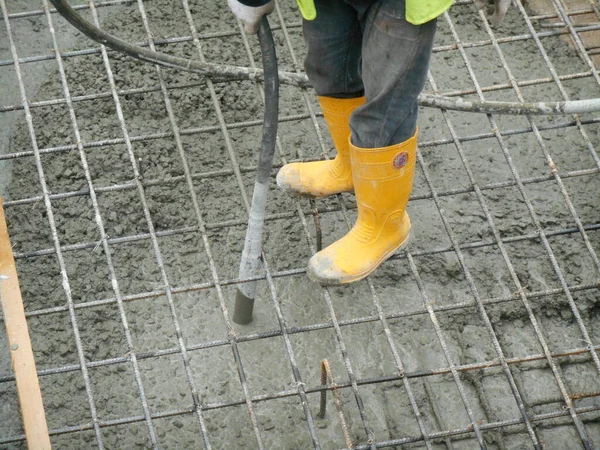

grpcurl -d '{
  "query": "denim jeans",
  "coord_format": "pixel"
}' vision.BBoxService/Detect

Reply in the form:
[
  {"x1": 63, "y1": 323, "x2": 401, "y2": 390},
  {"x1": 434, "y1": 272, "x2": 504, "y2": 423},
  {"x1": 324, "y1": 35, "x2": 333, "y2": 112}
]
[{"x1": 303, "y1": 0, "x2": 437, "y2": 147}]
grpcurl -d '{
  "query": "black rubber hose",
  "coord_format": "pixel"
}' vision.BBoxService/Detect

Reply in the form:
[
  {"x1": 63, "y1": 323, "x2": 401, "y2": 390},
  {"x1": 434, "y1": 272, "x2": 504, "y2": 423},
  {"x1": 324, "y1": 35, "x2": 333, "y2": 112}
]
[
  {"x1": 233, "y1": 17, "x2": 279, "y2": 325},
  {"x1": 254, "y1": 19, "x2": 279, "y2": 189}
]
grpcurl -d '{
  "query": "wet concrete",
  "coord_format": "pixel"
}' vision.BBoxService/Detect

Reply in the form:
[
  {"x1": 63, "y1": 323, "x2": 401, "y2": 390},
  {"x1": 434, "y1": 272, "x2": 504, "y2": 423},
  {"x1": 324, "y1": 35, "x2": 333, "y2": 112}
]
[{"x1": 1, "y1": 0, "x2": 599, "y2": 449}]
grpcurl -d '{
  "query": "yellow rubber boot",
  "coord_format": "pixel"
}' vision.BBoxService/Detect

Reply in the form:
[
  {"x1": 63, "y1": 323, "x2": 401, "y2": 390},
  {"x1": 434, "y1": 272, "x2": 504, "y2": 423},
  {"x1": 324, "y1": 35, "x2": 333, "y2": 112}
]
[
  {"x1": 307, "y1": 130, "x2": 418, "y2": 285},
  {"x1": 276, "y1": 96, "x2": 365, "y2": 198}
]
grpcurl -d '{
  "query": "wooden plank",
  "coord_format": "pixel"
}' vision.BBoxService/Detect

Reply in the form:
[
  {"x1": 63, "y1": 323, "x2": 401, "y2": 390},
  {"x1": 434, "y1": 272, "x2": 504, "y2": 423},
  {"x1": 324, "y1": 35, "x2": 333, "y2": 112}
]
[{"x1": 0, "y1": 197, "x2": 52, "y2": 450}]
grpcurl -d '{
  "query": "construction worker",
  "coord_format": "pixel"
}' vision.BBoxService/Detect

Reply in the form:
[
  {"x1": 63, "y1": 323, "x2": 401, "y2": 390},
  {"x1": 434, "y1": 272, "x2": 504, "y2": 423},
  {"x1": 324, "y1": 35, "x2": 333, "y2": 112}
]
[{"x1": 227, "y1": 0, "x2": 501, "y2": 285}]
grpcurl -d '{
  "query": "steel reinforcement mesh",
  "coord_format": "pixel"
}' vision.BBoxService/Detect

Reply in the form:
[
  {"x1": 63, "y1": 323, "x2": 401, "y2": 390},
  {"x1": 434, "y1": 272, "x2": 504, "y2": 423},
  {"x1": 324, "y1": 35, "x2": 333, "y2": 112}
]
[{"x1": 0, "y1": 0, "x2": 599, "y2": 448}]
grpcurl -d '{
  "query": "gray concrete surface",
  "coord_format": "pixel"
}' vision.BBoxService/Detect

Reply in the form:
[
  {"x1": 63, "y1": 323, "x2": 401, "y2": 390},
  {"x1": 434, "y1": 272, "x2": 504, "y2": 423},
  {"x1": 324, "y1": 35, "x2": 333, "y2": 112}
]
[{"x1": 1, "y1": 0, "x2": 599, "y2": 449}]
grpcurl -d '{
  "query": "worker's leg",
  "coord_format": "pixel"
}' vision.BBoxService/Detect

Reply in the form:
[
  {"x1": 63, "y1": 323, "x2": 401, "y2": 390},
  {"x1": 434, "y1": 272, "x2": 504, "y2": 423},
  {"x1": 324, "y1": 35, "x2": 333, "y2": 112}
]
[
  {"x1": 350, "y1": 0, "x2": 437, "y2": 148},
  {"x1": 302, "y1": 0, "x2": 364, "y2": 98},
  {"x1": 276, "y1": 0, "x2": 365, "y2": 198},
  {"x1": 308, "y1": 0, "x2": 437, "y2": 285}
]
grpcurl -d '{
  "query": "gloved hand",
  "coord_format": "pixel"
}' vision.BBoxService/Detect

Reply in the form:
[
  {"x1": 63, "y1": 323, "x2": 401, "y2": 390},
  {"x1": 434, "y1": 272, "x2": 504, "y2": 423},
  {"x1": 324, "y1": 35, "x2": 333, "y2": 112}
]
[
  {"x1": 227, "y1": 0, "x2": 275, "y2": 34},
  {"x1": 474, "y1": 0, "x2": 511, "y2": 26}
]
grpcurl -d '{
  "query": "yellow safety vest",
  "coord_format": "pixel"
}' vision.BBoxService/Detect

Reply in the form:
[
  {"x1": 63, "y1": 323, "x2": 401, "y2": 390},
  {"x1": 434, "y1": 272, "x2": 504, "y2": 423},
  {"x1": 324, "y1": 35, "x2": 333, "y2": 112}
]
[
  {"x1": 295, "y1": 0, "x2": 453, "y2": 25},
  {"x1": 406, "y1": 0, "x2": 453, "y2": 24},
  {"x1": 296, "y1": 0, "x2": 317, "y2": 20}
]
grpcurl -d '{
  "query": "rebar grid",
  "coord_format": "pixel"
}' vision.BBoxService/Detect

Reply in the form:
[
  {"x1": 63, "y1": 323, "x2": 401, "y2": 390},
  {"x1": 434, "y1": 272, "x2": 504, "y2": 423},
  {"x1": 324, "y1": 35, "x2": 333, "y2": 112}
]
[
  {"x1": 0, "y1": 0, "x2": 106, "y2": 446},
  {"x1": 1, "y1": 0, "x2": 600, "y2": 449},
  {"x1": 432, "y1": 6, "x2": 596, "y2": 448},
  {"x1": 430, "y1": 2, "x2": 600, "y2": 446}
]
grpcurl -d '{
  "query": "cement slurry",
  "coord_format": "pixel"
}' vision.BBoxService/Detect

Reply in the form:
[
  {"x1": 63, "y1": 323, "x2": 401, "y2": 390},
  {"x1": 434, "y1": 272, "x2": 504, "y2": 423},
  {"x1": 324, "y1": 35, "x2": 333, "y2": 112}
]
[{"x1": 1, "y1": 0, "x2": 599, "y2": 448}]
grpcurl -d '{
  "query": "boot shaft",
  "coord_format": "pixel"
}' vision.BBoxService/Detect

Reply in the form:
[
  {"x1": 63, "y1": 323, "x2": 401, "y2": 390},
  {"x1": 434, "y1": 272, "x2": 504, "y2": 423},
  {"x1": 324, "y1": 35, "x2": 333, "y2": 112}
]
[
  {"x1": 319, "y1": 96, "x2": 366, "y2": 155},
  {"x1": 349, "y1": 129, "x2": 418, "y2": 242}
]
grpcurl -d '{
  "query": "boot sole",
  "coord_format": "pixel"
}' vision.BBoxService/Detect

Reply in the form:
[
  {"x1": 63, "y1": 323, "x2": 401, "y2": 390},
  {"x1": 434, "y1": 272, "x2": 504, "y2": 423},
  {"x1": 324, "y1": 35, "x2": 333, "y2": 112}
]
[
  {"x1": 277, "y1": 182, "x2": 352, "y2": 199},
  {"x1": 307, "y1": 232, "x2": 411, "y2": 286}
]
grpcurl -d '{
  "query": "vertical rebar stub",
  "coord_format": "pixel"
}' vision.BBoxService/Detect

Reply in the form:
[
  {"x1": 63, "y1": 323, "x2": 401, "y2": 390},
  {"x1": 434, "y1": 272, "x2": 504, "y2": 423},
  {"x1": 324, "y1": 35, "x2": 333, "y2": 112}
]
[{"x1": 317, "y1": 359, "x2": 353, "y2": 448}]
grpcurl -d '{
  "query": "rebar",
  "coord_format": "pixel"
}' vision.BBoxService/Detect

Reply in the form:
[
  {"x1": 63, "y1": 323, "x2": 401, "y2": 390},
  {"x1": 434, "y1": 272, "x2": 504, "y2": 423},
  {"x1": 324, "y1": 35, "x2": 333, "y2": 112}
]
[
  {"x1": 1, "y1": 0, "x2": 600, "y2": 448},
  {"x1": 47, "y1": 0, "x2": 600, "y2": 116},
  {"x1": 317, "y1": 359, "x2": 354, "y2": 449}
]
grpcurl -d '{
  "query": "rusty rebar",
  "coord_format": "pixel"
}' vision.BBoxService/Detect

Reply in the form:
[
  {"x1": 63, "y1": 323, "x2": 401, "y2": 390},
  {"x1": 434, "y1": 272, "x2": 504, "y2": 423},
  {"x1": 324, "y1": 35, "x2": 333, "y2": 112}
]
[
  {"x1": 318, "y1": 360, "x2": 354, "y2": 449},
  {"x1": 310, "y1": 199, "x2": 323, "y2": 252}
]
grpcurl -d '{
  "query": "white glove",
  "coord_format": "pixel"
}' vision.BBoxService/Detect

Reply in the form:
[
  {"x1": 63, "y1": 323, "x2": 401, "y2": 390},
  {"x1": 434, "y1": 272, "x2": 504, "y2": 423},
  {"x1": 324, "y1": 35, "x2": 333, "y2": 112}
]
[
  {"x1": 474, "y1": 0, "x2": 510, "y2": 26},
  {"x1": 227, "y1": 0, "x2": 275, "y2": 34}
]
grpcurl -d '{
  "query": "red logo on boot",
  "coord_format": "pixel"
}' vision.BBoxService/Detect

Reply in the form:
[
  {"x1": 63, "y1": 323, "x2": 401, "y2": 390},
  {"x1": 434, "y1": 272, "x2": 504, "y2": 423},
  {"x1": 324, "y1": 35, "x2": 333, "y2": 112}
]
[{"x1": 393, "y1": 152, "x2": 408, "y2": 169}]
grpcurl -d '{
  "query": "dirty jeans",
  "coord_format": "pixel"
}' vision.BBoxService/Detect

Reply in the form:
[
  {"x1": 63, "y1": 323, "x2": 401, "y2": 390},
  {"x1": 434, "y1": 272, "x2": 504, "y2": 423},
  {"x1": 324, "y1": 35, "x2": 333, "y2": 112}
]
[{"x1": 303, "y1": 0, "x2": 437, "y2": 147}]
